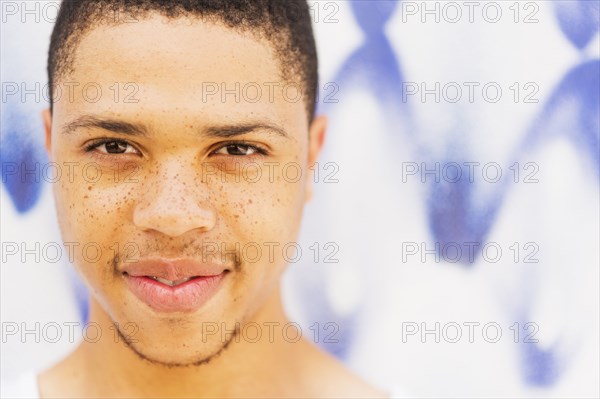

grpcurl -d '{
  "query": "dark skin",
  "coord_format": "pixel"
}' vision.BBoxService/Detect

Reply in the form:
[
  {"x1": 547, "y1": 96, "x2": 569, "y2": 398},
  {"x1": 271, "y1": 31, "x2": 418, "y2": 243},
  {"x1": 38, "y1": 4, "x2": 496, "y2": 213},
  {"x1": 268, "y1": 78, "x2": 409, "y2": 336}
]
[{"x1": 39, "y1": 15, "x2": 386, "y2": 398}]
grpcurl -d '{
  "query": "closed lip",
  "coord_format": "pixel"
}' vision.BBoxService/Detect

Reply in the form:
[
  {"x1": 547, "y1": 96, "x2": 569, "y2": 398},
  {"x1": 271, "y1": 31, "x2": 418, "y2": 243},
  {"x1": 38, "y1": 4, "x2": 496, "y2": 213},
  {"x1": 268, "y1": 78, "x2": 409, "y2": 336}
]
[
  {"x1": 120, "y1": 258, "x2": 231, "y2": 281},
  {"x1": 121, "y1": 258, "x2": 231, "y2": 312}
]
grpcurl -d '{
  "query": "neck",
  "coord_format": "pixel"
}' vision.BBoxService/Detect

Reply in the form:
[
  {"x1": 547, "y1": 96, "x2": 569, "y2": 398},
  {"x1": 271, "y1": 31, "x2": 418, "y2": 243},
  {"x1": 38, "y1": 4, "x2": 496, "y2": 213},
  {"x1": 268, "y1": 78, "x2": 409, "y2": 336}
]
[{"x1": 66, "y1": 286, "x2": 308, "y2": 397}]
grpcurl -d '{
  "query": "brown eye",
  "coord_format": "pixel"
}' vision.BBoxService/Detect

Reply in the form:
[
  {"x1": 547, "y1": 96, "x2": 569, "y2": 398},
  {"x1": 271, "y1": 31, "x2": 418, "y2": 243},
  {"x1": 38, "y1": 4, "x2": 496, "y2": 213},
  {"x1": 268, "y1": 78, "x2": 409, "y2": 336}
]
[
  {"x1": 215, "y1": 144, "x2": 259, "y2": 156},
  {"x1": 89, "y1": 140, "x2": 138, "y2": 155},
  {"x1": 104, "y1": 141, "x2": 128, "y2": 154}
]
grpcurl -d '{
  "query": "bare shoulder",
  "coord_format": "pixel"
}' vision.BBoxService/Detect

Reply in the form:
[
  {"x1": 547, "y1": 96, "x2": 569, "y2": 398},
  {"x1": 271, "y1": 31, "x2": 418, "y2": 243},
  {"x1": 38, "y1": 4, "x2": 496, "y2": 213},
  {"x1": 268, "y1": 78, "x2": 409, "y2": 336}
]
[{"x1": 294, "y1": 340, "x2": 388, "y2": 398}]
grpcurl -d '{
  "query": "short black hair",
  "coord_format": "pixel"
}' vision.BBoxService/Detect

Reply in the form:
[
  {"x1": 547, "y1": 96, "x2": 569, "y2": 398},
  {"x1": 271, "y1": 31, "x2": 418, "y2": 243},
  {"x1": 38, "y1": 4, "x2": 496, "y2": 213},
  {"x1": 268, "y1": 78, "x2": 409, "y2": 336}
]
[{"x1": 47, "y1": 0, "x2": 318, "y2": 121}]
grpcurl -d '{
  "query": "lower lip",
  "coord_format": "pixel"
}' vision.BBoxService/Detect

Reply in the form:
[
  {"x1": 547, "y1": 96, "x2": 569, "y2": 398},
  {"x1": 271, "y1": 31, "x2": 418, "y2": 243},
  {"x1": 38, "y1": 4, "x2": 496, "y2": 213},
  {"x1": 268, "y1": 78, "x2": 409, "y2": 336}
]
[{"x1": 124, "y1": 272, "x2": 227, "y2": 313}]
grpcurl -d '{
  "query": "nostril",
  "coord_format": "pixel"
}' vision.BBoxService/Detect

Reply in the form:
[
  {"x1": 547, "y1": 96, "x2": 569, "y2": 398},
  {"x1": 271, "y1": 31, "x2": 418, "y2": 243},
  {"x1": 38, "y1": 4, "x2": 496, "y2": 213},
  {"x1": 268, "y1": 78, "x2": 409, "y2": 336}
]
[{"x1": 132, "y1": 193, "x2": 217, "y2": 237}]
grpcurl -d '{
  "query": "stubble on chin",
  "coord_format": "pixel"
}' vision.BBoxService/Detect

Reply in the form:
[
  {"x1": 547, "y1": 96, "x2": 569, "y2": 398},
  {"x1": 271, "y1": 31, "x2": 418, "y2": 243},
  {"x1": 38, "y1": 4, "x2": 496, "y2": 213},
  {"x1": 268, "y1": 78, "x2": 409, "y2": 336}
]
[{"x1": 114, "y1": 322, "x2": 241, "y2": 368}]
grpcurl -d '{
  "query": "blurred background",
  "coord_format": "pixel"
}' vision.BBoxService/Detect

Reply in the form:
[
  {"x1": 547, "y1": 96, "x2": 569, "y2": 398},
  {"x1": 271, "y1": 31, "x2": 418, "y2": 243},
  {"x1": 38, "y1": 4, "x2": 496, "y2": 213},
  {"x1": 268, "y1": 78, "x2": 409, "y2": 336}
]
[{"x1": 1, "y1": 1, "x2": 599, "y2": 397}]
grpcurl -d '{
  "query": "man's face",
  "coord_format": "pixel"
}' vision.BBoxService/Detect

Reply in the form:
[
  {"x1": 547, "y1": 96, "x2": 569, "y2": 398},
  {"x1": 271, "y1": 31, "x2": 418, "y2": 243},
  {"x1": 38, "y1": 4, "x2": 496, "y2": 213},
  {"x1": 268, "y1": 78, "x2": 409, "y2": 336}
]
[{"x1": 45, "y1": 16, "x2": 323, "y2": 365}]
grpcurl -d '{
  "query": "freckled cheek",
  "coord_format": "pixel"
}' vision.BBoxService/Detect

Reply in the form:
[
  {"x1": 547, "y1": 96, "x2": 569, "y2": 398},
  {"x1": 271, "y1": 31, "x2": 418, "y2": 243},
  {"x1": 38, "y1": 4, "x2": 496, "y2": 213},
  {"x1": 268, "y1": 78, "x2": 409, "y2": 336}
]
[
  {"x1": 54, "y1": 178, "x2": 137, "y2": 278},
  {"x1": 213, "y1": 177, "x2": 306, "y2": 247},
  {"x1": 217, "y1": 179, "x2": 307, "y2": 312}
]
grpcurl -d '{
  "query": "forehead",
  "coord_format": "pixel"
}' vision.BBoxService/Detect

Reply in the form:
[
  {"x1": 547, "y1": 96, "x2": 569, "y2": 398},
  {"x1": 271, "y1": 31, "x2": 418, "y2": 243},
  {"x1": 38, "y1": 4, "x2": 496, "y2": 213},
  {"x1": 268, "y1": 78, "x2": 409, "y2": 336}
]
[{"x1": 56, "y1": 15, "x2": 307, "y2": 132}]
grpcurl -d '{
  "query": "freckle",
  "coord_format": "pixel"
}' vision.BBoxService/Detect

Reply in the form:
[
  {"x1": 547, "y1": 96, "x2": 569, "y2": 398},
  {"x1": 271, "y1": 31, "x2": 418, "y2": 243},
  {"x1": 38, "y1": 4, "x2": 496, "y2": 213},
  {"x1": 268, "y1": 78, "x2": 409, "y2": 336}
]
[{"x1": 88, "y1": 186, "x2": 92, "y2": 190}]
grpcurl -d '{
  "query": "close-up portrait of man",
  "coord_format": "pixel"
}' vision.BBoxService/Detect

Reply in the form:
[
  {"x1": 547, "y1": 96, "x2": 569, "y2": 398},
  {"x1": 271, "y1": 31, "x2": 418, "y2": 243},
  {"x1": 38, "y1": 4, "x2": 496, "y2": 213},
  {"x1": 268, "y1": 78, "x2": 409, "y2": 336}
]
[
  {"x1": 4, "y1": 0, "x2": 387, "y2": 397},
  {"x1": 1, "y1": 1, "x2": 599, "y2": 398}
]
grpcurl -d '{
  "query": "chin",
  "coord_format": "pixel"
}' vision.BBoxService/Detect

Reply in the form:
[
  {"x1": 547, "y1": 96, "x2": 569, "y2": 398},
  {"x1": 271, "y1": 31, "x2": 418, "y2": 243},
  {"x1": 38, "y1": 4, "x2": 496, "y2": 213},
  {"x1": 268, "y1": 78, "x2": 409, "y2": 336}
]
[
  {"x1": 122, "y1": 331, "x2": 235, "y2": 367},
  {"x1": 112, "y1": 306, "x2": 240, "y2": 362}
]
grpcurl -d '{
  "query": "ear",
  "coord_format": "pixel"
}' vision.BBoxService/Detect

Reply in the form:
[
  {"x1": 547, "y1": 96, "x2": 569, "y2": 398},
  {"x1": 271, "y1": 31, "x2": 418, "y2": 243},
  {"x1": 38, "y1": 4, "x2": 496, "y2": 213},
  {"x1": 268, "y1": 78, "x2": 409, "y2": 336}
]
[
  {"x1": 305, "y1": 115, "x2": 327, "y2": 203},
  {"x1": 42, "y1": 108, "x2": 52, "y2": 155}
]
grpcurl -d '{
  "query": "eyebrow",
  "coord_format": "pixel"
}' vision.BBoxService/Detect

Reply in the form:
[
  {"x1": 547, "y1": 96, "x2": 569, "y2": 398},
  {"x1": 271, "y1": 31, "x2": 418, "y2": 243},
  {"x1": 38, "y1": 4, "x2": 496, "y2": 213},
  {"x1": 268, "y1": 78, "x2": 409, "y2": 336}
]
[
  {"x1": 62, "y1": 115, "x2": 148, "y2": 136},
  {"x1": 203, "y1": 123, "x2": 288, "y2": 139},
  {"x1": 61, "y1": 115, "x2": 290, "y2": 139}
]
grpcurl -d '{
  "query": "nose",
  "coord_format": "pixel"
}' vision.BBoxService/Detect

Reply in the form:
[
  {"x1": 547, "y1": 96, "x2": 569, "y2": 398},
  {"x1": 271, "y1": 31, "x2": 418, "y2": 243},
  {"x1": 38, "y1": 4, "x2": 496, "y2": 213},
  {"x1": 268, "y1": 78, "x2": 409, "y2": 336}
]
[{"x1": 133, "y1": 160, "x2": 216, "y2": 237}]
